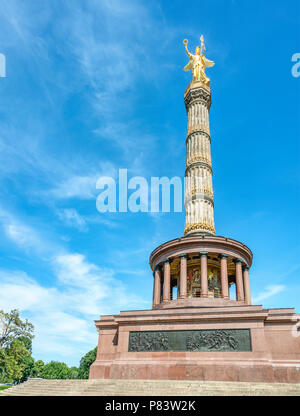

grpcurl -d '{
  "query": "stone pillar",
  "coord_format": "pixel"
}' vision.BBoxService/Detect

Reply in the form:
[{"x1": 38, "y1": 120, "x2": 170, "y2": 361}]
[
  {"x1": 179, "y1": 254, "x2": 188, "y2": 299},
  {"x1": 219, "y1": 254, "x2": 229, "y2": 300},
  {"x1": 234, "y1": 258, "x2": 245, "y2": 301},
  {"x1": 163, "y1": 259, "x2": 171, "y2": 302},
  {"x1": 153, "y1": 265, "x2": 162, "y2": 306},
  {"x1": 152, "y1": 271, "x2": 155, "y2": 307},
  {"x1": 243, "y1": 265, "x2": 251, "y2": 305},
  {"x1": 200, "y1": 252, "x2": 208, "y2": 298}
]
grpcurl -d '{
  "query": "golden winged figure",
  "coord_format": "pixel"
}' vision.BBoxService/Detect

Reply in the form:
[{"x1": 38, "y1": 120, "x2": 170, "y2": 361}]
[{"x1": 183, "y1": 35, "x2": 215, "y2": 85}]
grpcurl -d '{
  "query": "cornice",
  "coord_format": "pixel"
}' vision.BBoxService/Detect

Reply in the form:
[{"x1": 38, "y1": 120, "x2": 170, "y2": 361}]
[{"x1": 149, "y1": 235, "x2": 253, "y2": 270}]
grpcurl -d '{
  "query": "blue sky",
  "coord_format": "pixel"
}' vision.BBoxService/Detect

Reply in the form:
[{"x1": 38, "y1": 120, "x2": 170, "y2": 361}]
[{"x1": 0, "y1": 0, "x2": 299, "y2": 367}]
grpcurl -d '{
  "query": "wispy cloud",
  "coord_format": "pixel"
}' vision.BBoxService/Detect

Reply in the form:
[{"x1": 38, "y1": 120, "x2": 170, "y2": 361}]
[
  {"x1": 53, "y1": 0, "x2": 179, "y2": 173},
  {"x1": 50, "y1": 174, "x2": 99, "y2": 200},
  {"x1": 0, "y1": 207, "x2": 60, "y2": 257},
  {"x1": 253, "y1": 285, "x2": 286, "y2": 303},
  {"x1": 56, "y1": 208, "x2": 88, "y2": 232}
]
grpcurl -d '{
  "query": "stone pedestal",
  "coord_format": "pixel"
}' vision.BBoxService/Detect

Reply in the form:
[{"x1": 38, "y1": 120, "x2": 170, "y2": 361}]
[{"x1": 90, "y1": 304, "x2": 300, "y2": 383}]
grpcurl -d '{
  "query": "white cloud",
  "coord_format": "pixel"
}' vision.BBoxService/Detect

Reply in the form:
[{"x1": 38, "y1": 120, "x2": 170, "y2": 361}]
[
  {"x1": 5, "y1": 223, "x2": 39, "y2": 247},
  {"x1": 0, "y1": 207, "x2": 62, "y2": 257},
  {"x1": 86, "y1": 214, "x2": 119, "y2": 229},
  {"x1": 252, "y1": 285, "x2": 286, "y2": 303},
  {"x1": 48, "y1": 161, "x2": 117, "y2": 201},
  {"x1": 53, "y1": 253, "x2": 146, "y2": 315},
  {"x1": 49, "y1": 174, "x2": 99, "y2": 200},
  {"x1": 57, "y1": 208, "x2": 87, "y2": 232},
  {"x1": 0, "y1": 271, "x2": 94, "y2": 356},
  {"x1": 0, "y1": 210, "x2": 148, "y2": 364},
  {"x1": 0, "y1": 251, "x2": 148, "y2": 364},
  {"x1": 0, "y1": 271, "x2": 58, "y2": 311},
  {"x1": 54, "y1": 253, "x2": 103, "y2": 288}
]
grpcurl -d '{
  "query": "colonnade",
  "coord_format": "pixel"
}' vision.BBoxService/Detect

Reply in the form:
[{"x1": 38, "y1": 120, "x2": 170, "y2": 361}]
[{"x1": 153, "y1": 253, "x2": 251, "y2": 306}]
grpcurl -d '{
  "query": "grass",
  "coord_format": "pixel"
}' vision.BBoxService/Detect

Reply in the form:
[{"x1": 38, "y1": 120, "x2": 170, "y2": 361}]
[{"x1": 0, "y1": 385, "x2": 12, "y2": 391}]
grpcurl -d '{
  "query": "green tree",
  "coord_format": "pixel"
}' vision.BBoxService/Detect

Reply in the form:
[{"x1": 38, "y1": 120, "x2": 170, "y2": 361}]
[
  {"x1": 17, "y1": 336, "x2": 32, "y2": 352},
  {"x1": 70, "y1": 366, "x2": 79, "y2": 379},
  {"x1": 19, "y1": 355, "x2": 35, "y2": 382},
  {"x1": 0, "y1": 309, "x2": 34, "y2": 348},
  {"x1": 77, "y1": 347, "x2": 97, "y2": 379},
  {"x1": 0, "y1": 310, "x2": 35, "y2": 383},
  {"x1": 0, "y1": 339, "x2": 30, "y2": 383},
  {"x1": 32, "y1": 360, "x2": 45, "y2": 377},
  {"x1": 41, "y1": 361, "x2": 73, "y2": 379},
  {"x1": 17, "y1": 337, "x2": 35, "y2": 382}
]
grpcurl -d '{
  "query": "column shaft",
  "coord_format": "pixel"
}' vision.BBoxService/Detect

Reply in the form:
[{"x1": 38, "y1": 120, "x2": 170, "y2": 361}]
[
  {"x1": 163, "y1": 260, "x2": 171, "y2": 302},
  {"x1": 235, "y1": 259, "x2": 245, "y2": 301},
  {"x1": 220, "y1": 255, "x2": 229, "y2": 299},
  {"x1": 200, "y1": 252, "x2": 208, "y2": 298},
  {"x1": 179, "y1": 255, "x2": 188, "y2": 299},
  {"x1": 153, "y1": 267, "x2": 161, "y2": 306},
  {"x1": 243, "y1": 266, "x2": 251, "y2": 305},
  {"x1": 184, "y1": 85, "x2": 215, "y2": 237}
]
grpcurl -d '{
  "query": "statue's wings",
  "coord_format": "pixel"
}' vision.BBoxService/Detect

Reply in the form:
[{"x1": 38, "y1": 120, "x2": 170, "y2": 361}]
[
  {"x1": 202, "y1": 56, "x2": 215, "y2": 69},
  {"x1": 184, "y1": 58, "x2": 194, "y2": 72}
]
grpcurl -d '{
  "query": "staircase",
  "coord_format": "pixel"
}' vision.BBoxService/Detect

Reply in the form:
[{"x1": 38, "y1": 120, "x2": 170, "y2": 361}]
[{"x1": 1, "y1": 378, "x2": 300, "y2": 396}]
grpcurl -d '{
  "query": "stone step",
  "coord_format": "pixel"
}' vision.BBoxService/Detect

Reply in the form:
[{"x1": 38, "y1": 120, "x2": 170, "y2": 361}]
[
  {"x1": 23, "y1": 387, "x2": 298, "y2": 395},
  {"x1": 5, "y1": 386, "x2": 274, "y2": 392},
  {"x1": 11, "y1": 383, "x2": 299, "y2": 390},
  {"x1": 4, "y1": 380, "x2": 298, "y2": 389},
  {"x1": 6, "y1": 379, "x2": 292, "y2": 385},
  {"x1": 3, "y1": 384, "x2": 299, "y2": 391},
  {"x1": 2, "y1": 387, "x2": 293, "y2": 393},
  {"x1": 2, "y1": 379, "x2": 300, "y2": 396}
]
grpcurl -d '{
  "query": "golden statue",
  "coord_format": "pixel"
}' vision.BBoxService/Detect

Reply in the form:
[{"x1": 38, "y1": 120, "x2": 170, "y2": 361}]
[{"x1": 183, "y1": 35, "x2": 215, "y2": 85}]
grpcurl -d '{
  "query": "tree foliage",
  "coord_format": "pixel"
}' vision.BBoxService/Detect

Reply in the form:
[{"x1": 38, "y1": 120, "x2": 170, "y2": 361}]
[
  {"x1": 32, "y1": 360, "x2": 45, "y2": 378},
  {"x1": 77, "y1": 347, "x2": 97, "y2": 379},
  {"x1": 41, "y1": 361, "x2": 78, "y2": 379},
  {"x1": 70, "y1": 366, "x2": 79, "y2": 379},
  {"x1": 0, "y1": 310, "x2": 34, "y2": 383},
  {"x1": 19, "y1": 355, "x2": 35, "y2": 383},
  {"x1": 0, "y1": 339, "x2": 30, "y2": 383},
  {"x1": 0, "y1": 309, "x2": 34, "y2": 349}
]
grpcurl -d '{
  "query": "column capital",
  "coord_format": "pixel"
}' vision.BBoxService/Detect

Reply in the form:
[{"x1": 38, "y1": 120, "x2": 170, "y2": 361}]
[
  {"x1": 218, "y1": 253, "x2": 228, "y2": 259},
  {"x1": 179, "y1": 253, "x2": 188, "y2": 259},
  {"x1": 242, "y1": 265, "x2": 250, "y2": 271},
  {"x1": 199, "y1": 251, "x2": 208, "y2": 257},
  {"x1": 154, "y1": 264, "x2": 162, "y2": 271},
  {"x1": 233, "y1": 258, "x2": 243, "y2": 264},
  {"x1": 163, "y1": 258, "x2": 172, "y2": 264}
]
